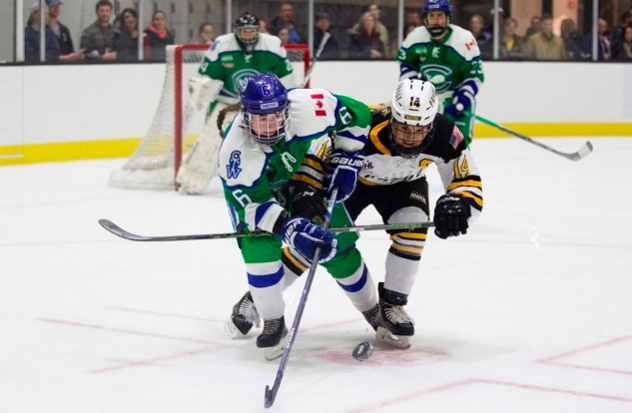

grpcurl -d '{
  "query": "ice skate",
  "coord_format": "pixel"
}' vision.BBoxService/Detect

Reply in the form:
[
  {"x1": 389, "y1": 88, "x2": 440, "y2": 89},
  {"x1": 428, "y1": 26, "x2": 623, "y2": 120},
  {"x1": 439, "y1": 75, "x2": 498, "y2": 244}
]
[
  {"x1": 257, "y1": 316, "x2": 288, "y2": 361},
  {"x1": 224, "y1": 291, "x2": 260, "y2": 338},
  {"x1": 375, "y1": 282, "x2": 414, "y2": 349},
  {"x1": 362, "y1": 304, "x2": 379, "y2": 331}
]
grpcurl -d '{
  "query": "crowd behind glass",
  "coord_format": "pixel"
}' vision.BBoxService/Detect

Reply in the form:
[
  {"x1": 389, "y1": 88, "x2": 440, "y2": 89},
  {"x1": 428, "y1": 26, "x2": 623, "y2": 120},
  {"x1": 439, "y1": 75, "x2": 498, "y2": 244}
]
[{"x1": 11, "y1": 0, "x2": 632, "y2": 63}]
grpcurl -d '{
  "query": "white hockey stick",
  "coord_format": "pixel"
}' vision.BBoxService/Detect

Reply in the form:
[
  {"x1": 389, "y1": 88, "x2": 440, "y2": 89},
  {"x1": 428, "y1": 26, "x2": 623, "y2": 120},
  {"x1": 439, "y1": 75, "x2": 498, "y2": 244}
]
[
  {"x1": 476, "y1": 115, "x2": 593, "y2": 161},
  {"x1": 301, "y1": 32, "x2": 331, "y2": 87}
]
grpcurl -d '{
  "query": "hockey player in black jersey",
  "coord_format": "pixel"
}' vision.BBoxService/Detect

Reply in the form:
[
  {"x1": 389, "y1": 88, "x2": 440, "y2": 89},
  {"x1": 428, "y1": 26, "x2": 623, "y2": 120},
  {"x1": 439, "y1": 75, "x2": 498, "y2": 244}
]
[{"x1": 226, "y1": 79, "x2": 483, "y2": 349}]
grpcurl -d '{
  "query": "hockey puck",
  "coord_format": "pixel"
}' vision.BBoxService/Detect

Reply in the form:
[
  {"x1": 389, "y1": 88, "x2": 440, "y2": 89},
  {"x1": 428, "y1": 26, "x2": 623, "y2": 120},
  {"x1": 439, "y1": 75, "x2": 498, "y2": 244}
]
[{"x1": 352, "y1": 341, "x2": 373, "y2": 362}]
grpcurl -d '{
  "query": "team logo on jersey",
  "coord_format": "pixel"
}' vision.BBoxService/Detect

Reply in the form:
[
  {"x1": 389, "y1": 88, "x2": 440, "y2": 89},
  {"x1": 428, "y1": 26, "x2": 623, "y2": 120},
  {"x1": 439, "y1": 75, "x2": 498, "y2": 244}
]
[
  {"x1": 410, "y1": 191, "x2": 427, "y2": 204},
  {"x1": 420, "y1": 64, "x2": 454, "y2": 93},
  {"x1": 227, "y1": 150, "x2": 243, "y2": 179},
  {"x1": 233, "y1": 69, "x2": 263, "y2": 92},
  {"x1": 310, "y1": 94, "x2": 327, "y2": 116},
  {"x1": 432, "y1": 47, "x2": 440, "y2": 58}
]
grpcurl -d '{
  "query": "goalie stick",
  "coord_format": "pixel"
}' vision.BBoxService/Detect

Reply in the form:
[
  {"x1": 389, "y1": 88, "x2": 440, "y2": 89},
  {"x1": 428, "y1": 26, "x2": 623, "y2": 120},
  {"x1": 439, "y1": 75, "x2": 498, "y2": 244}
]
[
  {"x1": 98, "y1": 219, "x2": 434, "y2": 242},
  {"x1": 476, "y1": 115, "x2": 593, "y2": 161},
  {"x1": 263, "y1": 188, "x2": 337, "y2": 408},
  {"x1": 301, "y1": 32, "x2": 331, "y2": 87}
]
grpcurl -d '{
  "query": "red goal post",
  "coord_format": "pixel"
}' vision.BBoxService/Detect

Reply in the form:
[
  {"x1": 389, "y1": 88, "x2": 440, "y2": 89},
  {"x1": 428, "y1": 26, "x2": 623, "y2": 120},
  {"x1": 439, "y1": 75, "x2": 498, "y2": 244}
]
[{"x1": 109, "y1": 43, "x2": 311, "y2": 191}]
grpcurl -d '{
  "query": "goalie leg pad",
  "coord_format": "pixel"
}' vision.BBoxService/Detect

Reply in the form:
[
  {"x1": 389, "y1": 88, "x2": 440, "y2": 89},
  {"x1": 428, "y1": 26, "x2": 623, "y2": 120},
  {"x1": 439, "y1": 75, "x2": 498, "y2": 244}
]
[{"x1": 177, "y1": 102, "x2": 232, "y2": 194}]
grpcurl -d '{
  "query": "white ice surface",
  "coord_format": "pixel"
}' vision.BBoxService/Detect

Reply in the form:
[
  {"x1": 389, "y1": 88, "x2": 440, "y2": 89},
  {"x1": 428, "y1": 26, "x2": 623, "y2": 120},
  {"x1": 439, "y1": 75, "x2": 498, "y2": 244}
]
[{"x1": 1, "y1": 137, "x2": 631, "y2": 412}]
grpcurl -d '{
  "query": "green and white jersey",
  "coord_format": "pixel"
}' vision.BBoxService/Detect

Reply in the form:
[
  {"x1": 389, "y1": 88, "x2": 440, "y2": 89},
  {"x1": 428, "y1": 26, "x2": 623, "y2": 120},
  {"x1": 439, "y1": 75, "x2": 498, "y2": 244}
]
[
  {"x1": 397, "y1": 25, "x2": 484, "y2": 101},
  {"x1": 198, "y1": 33, "x2": 294, "y2": 104},
  {"x1": 219, "y1": 88, "x2": 371, "y2": 234}
]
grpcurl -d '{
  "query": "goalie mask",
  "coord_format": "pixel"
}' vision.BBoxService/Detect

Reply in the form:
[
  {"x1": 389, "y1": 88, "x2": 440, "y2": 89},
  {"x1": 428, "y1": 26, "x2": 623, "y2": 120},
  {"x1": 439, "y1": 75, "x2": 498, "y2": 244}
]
[
  {"x1": 234, "y1": 12, "x2": 260, "y2": 53},
  {"x1": 239, "y1": 72, "x2": 290, "y2": 146},
  {"x1": 423, "y1": 0, "x2": 452, "y2": 38},
  {"x1": 390, "y1": 79, "x2": 438, "y2": 158}
]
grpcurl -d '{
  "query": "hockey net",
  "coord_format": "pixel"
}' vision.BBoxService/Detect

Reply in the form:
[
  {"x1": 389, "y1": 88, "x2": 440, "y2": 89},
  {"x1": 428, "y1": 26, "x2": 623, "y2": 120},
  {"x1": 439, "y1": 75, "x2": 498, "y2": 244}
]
[{"x1": 109, "y1": 43, "x2": 310, "y2": 190}]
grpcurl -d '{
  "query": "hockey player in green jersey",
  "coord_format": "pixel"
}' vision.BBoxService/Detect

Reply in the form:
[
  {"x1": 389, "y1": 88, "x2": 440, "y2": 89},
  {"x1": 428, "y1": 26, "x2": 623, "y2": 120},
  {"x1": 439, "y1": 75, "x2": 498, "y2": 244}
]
[
  {"x1": 177, "y1": 12, "x2": 300, "y2": 195},
  {"x1": 220, "y1": 73, "x2": 379, "y2": 360},
  {"x1": 397, "y1": 0, "x2": 484, "y2": 146}
]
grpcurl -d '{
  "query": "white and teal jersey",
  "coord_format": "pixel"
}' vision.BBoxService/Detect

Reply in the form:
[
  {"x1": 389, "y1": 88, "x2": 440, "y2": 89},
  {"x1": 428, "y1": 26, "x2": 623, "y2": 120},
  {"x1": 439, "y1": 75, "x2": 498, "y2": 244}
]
[
  {"x1": 199, "y1": 33, "x2": 294, "y2": 104},
  {"x1": 219, "y1": 88, "x2": 371, "y2": 234},
  {"x1": 397, "y1": 25, "x2": 484, "y2": 100}
]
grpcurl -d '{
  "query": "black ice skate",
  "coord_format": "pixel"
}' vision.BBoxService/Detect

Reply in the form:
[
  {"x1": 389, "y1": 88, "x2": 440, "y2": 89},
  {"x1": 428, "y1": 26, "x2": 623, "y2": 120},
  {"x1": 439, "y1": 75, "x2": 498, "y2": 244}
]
[
  {"x1": 362, "y1": 304, "x2": 379, "y2": 331},
  {"x1": 257, "y1": 316, "x2": 288, "y2": 361},
  {"x1": 375, "y1": 282, "x2": 414, "y2": 349},
  {"x1": 224, "y1": 291, "x2": 261, "y2": 338}
]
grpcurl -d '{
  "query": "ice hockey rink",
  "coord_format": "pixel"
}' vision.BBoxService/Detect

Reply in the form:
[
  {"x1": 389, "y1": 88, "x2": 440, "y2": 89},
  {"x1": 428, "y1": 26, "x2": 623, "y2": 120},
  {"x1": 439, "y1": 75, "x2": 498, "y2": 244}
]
[{"x1": 1, "y1": 137, "x2": 631, "y2": 412}]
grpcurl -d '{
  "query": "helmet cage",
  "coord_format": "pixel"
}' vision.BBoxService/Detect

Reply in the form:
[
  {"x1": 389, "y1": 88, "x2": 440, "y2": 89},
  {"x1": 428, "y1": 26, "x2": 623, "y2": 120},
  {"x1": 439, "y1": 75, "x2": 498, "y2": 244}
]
[
  {"x1": 239, "y1": 73, "x2": 290, "y2": 146},
  {"x1": 389, "y1": 120, "x2": 434, "y2": 158},
  {"x1": 234, "y1": 12, "x2": 260, "y2": 48}
]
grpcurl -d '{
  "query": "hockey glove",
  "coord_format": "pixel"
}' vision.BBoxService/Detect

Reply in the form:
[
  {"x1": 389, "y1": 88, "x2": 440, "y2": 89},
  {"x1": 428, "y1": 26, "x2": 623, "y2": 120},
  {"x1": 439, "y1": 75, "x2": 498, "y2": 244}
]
[
  {"x1": 445, "y1": 89, "x2": 473, "y2": 119},
  {"x1": 280, "y1": 216, "x2": 338, "y2": 263},
  {"x1": 433, "y1": 195, "x2": 471, "y2": 239},
  {"x1": 288, "y1": 180, "x2": 327, "y2": 225},
  {"x1": 325, "y1": 149, "x2": 365, "y2": 202}
]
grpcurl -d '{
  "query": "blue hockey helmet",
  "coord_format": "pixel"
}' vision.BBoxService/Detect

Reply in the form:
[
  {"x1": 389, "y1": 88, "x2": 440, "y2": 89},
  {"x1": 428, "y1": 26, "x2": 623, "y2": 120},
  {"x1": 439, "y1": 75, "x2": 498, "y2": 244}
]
[
  {"x1": 422, "y1": 0, "x2": 452, "y2": 37},
  {"x1": 239, "y1": 72, "x2": 290, "y2": 145}
]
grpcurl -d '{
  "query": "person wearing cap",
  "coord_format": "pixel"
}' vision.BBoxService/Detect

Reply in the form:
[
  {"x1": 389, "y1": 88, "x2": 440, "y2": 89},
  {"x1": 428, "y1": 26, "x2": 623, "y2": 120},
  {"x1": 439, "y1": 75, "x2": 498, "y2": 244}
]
[
  {"x1": 46, "y1": 0, "x2": 83, "y2": 61},
  {"x1": 25, "y1": 3, "x2": 60, "y2": 62},
  {"x1": 314, "y1": 12, "x2": 339, "y2": 59}
]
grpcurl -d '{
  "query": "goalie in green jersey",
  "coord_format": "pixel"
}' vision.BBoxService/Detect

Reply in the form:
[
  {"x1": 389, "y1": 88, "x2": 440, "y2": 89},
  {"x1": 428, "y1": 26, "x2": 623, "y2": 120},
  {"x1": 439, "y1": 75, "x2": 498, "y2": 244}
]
[
  {"x1": 177, "y1": 12, "x2": 301, "y2": 195},
  {"x1": 397, "y1": 0, "x2": 484, "y2": 146}
]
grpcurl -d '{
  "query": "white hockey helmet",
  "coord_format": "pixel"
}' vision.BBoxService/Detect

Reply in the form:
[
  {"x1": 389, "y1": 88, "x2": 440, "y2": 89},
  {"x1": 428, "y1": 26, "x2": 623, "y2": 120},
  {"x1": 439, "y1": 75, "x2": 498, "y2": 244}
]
[{"x1": 391, "y1": 79, "x2": 438, "y2": 127}]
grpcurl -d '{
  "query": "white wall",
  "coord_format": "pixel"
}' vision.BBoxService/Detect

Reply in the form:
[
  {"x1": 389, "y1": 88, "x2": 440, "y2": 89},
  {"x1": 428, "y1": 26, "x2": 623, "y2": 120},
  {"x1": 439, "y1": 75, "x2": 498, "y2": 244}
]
[{"x1": 1, "y1": 61, "x2": 632, "y2": 150}]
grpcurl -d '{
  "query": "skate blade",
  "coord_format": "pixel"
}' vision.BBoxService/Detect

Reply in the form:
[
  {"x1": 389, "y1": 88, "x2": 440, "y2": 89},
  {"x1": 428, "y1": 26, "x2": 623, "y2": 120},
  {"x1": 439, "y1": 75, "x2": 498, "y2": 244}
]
[
  {"x1": 263, "y1": 343, "x2": 285, "y2": 361},
  {"x1": 376, "y1": 326, "x2": 411, "y2": 349},
  {"x1": 224, "y1": 318, "x2": 246, "y2": 339}
]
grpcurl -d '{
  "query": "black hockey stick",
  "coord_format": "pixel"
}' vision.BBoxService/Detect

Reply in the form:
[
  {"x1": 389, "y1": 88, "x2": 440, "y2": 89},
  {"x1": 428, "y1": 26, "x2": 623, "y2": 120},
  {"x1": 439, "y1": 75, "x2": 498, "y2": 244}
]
[
  {"x1": 98, "y1": 219, "x2": 434, "y2": 242},
  {"x1": 476, "y1": 115, "x2": 593, "y2": 161},
  {"x1": 263, "y1": 188, "x2": 338, "y2": 408},
  {"x1": 301, "y1": 32, "x2": 331, "y2": 87}
]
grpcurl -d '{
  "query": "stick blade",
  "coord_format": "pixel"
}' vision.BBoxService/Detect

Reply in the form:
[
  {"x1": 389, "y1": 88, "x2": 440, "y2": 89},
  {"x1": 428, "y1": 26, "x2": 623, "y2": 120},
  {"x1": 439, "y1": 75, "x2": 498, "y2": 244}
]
[
  {"x1": 98, "y1": 219, "x2": 147, "y2": 241},
  {"x1": 569, "y1": 140, "x2": 594, "y2": 161},
  {"x1": 264, "y1": 385, "x2": 278, "y2": 408}
]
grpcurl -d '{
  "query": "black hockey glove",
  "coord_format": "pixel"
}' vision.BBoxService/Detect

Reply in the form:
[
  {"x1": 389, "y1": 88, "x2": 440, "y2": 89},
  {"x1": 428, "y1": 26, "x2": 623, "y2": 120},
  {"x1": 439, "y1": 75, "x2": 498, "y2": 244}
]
[
  {"x1": 433, "y1": 195, "x2": 471, "y2": 239},
  {"x1": 287, "y1": 180, "x2": 327, "y2": 225}
]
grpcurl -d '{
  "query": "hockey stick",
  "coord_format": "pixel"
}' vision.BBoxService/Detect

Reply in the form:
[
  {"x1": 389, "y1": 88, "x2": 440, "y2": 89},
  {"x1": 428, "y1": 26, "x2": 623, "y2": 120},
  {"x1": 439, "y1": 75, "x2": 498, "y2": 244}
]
[
  {"x1": 263, "y1": 188, "x2": 338, "y2": 408},
  {"x1": 98, "y1": 219, "x2": 434, "y2": 242},
  {"x1": 301, "y1": 32, "x2": 331, "y2": 87},
  {"x1": 476, "y1": 115, "x2": 594, "y2": 161}
]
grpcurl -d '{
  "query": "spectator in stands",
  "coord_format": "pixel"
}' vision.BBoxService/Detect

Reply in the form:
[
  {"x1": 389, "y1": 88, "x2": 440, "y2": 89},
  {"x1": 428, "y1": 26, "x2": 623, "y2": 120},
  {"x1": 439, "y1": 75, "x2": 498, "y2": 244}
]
[
  {"x1": 525, "y1": 15, "x2": 567, "y2": 60},
  {"x1": 499, "y1": 17, "x2": 525, "y2": 59},
  {"x1": 277, "y1": 27, "x2": 290, "y2": 45},
  {"x1": 314, "y1": 12, "x2": 340, "y2": 59},
  {"x1": 199, "y1": 23, "x2": 214, "y2": 44},
  {"x1": 349, "y1": 3, "x2": 389, "y2": 57},
  {"x1": 46, "y1": 0, "x2": 82, "y2": 61},
  {"x1": 611, "y1": 10, "x2": 632, "y2": 54},
  {"x1": 470, "y1": 14, "x2": 491, "y2": 59},
  {"x1": 25, "y1": 3, "x2": 60, "y2": 62},
  {"x1": 144, "y1": 10, "x2": 174, "y2": 61},
  {"x1": 613, "y1": 24, "x2": 632, "y2": 60},
  {"x1": 80, "y1": 0, "x2": 116, "y2": 60},
  {"x1": 582, "y1": 17, "x2": 611, "y2": 61},
  {"x1": 269, "y1": 2, "x2": 302, "y2": 44},
  {"x1": 406, "y1": 10, "x2": 422, "y2": 27},
  {"x1": 113, "y1": 8, "x2": 140, "y2": 61},
  {"x1": 348, "y1": 11, "x2": 386, "y2": 59},
  {"x1": 259, "y1": 19, "x2": 270, "y2": 34},
  {"x1": 560, "y1": 18, "x2": 583, "y2": 60},
  {"x1": 485, "y1": 7, "x2": 505, "y2": 39},
  {"x1": 524, "y1": 15, "x2": 541, "y2": 39}
]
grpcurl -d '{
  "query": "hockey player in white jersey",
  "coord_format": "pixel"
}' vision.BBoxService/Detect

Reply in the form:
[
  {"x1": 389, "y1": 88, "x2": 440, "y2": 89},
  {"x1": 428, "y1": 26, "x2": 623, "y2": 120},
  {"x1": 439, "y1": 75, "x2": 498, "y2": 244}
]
[
  {"x1": 177, "y1": 12, "x2": 300, "y2": 195},
  {"x1": 220, "y1": 72, "x2": 379, "y2": 360},
  {"x1": 397, "y1": 0, "x2": 484, "y2": 146},
  {"x1": 228, "y1": 78, "x2": 483, "y2": 349}
]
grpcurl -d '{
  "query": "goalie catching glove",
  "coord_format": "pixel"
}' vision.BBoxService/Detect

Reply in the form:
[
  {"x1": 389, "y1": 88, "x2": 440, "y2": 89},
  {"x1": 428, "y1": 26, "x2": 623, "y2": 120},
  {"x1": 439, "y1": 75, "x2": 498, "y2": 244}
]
[
  {"x1": 280, "y1": 216, "x2": 337, "y2": 263},
  {"x1": 325, "y1": 149, "x2": 365, "y2": 202},
  {"x1": 433, "y1": 195, "x2": 471, "y2": 239}
]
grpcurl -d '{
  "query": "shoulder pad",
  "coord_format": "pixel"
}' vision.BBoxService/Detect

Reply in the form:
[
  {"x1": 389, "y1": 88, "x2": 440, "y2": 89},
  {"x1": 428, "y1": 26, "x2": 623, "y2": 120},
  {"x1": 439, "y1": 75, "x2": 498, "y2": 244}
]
[
  {"x1": 402, "y1": 27, "x2": 432, "y2": 48},
  {"x1": 446, "y1": 26, "x2": 481, "y2": 60},
  {"x1": 288, "y1": 89, "x2": 338, "y2": 139}
]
